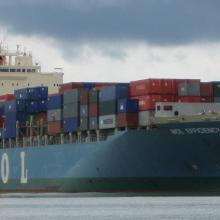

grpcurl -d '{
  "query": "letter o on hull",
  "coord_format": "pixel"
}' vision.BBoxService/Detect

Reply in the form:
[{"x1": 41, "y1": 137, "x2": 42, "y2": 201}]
[{"x1": 1, "y1": 153, "x2": 9, "y2": 184}]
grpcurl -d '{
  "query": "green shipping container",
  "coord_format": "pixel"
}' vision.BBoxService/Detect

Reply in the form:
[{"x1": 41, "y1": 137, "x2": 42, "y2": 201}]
[
  {"x1": 89, "y1": 90, "x2": 99, "y2": 103},
  {"x1": 99, "y1": 100, "x2": 117, "y2": 116},
  {"x1": 26, "y1": 114, "x2": 37, "y2": 123},
  {"x1": 213, "y1": 82, "x2": 220, "y2": 97}
]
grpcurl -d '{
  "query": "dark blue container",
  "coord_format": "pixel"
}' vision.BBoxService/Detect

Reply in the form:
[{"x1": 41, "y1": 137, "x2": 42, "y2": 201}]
[
  {"x1": 14, "y1": 88, "x2": 29, "y2": 100},
  {"x1": 38, "y1": 99, "x2": 47, "y2": 112},
  {"x1": 35, "y1": 87, "x2": 48, "y2": 99},
  {"x1": 99, "y1": 84, "x2": 128, "y2": 102},
  {"x1": 4, "y1": 113, "x2": 16, "y2": 138},
  {"x1": 63, "y1": 117, "x2": 79, "y2": 133},
  {"x1": 83, "y1": 82, "x2": 96, "y2": 90},
  {"x1": 4, "y1": 100, "x2": 26, "y2": 113},
  {"x1": 47, "y1": 95, "x2": 63, "y2": 110},
  {"x1": 26, "y1": 101, "x2": 39, "y2": 113},
  {"x1": 117, "y1": 99, "x2": 139, "y2": 113}
]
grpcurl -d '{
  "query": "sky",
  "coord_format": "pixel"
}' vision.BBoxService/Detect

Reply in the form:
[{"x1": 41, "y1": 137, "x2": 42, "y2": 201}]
[{"x1": 0, "y1": 0, "x2": 220, "y2": 82}]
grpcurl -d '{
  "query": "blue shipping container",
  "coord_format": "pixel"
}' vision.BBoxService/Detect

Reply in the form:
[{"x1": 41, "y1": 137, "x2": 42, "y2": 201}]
[
  {"x1": 14, "y1": 88, "x2": 29, "y2": 100},
  {"x1": 83, "y1": 82, "x2": 96, "y2": 90},
  {"x1": 63, "y1": 117, "x2": 79, "y2": 133},
  {"x1": 4, "y1": 100, "x2": 26, "y2": 113},
  {"x1": 38, "y1": 99, "x2": 47, "y2": 112},
  {"x1": 47, "y1": 95, "x2": 63, "y2": 110},
  {"x1": 117, "y1": 99, "x2": 139, "y2": 113},
  {"x1": 26, "y1": 100, "x2": 39, "y2": 113},
  {"x1": 99, "y1": 84, "x2": 129, "y2": 102},
  {"x1": 4, "y1": 112, "x2": 16, "y2": 138},
  {"x1": 35, "y1": 87, "x2": 48, "y2": 99}
]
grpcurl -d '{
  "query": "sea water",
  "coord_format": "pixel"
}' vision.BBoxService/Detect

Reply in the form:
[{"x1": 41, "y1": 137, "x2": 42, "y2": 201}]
[{"x1": 0, "y1": 194, "x2": 220, "y2": 220}]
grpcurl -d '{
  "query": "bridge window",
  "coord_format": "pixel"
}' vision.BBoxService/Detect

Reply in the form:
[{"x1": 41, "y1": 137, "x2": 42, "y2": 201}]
[{"x1": 22, "y1": 69, "x2": 26, "y2": 72}]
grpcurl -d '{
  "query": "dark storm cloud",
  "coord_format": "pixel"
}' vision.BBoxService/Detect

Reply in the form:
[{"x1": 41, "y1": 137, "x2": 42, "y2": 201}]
[{"x1": 1, "y1": 0, "x2": 220, "y2": 45}]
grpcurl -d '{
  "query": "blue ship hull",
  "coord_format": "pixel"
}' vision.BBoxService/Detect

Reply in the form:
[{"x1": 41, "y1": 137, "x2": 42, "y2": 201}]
[{"x1": 1, "y1": 121, "x2": 220, "y2": 193}]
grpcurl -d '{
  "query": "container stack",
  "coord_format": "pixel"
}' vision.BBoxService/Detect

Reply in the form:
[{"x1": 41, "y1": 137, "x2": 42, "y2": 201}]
[
  {"x1": 4, "y1": 99, "x2": 26, "y2": 138},
  {"x1": 212, "y1": 82, "x2": 220, "y2": 103},
  {"x1": 89, "y1": 89, "x2": 99, "y2": 130},
  {"x1": 176, "y1": 79, "x2": 201, "y2": 102},
  {"x1": 47, "y1": 94, "x2": 63, "y2": 135},
  {"x1": 116, "y1": 99, "x2": 139, "y2": 128},
  {"x1": 63, "y1": 89, "x2": 81, "y2": 133},
  {"x1": 129, "y1": 79, "x2": 175, "y2": 126},
  {"x1": 200, "y1": 82, "x2": 213, "y2": 102},
  {"x1": 99, "y1": 84, "x2": 128, "y2": 129},
  {"x1": 80, "y1": 89, "x2": 89, "y2": 131}
]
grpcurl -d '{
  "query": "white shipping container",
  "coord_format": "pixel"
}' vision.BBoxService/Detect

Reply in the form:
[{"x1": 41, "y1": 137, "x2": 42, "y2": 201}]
[
  {"x1": 99, "y1": 114, "x2": 116, "y2": 129},
  {"x1": 155, "y1": 102, "x2": 220, "y2": 117},
  {"x1": 138, "y1": 111, "x2": 155, "y2": 126}
]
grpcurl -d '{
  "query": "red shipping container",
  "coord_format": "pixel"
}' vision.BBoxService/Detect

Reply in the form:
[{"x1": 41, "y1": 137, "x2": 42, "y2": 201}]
[
  {"x1": 129, "y1": 79, "x2": 162, "y2": 96},
  {"x1": 0, "y1": 116, "x2": 4, "y2": 127},
  {"x1": 37, "y1": 112, "x2": 47, "y2": 124},
  {"x1": 200, "y1": 82, "x2": 213, "y2": 97},
  {"x1": 89, "y1": 103, "x2": 98, "y2": 117},
  {"x1": 95, "y1": 82, "x2": 116, "y2": 88},
  {"x1": 177, "y1": 96, "x2": 201, "y2": 103},
  {"x1": 48, "y1": 121, "x2": 63, "y2": 135},
  {"x1": 162, "y1": 79, "x2": 176, "y2": 95},
  {"x1": 0, "y1": 94, "x2": 15, "y2": 101},
  {"x1": 116, "y1": 113, "x2": 138, "y2": 128},
  {"x1": 80, "y1": 91, "x2": 89, "y2": 104},
  {"x1": 131, "y1": 95, "x2": 160, "y2": 110},
  {"x1": 200, "y1": 97, "x2": 213, "y2": 103},
  {"x1": 59, "y1": 82, "x2": 84, "y2": 94}
]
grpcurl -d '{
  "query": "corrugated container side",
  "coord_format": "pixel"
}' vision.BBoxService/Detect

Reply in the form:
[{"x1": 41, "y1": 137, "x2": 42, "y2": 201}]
[
  {"x1": 83, "y1": 82, "x2": 96, "y2": 90},
  {"x1": 95, "y1": 82, "x2": 116, "y2": 88},
  {"x1": 48, "y1": 121, "x2": 63, "y2": 135},
  {"x1": 80, "y1": 105, "x2": 88, "y2": 118},
  {"x1": 4, "y1": 100, "x2": 26, "y2": 113},
  {"x1": 200, "y1": 97, "x2": 213, "y2": 103},
  {"x1": 116, "y1": 113, "x2": 138, "y2": 127},
  {"x1": 0, "y1": 128, "x2": 4, "y2": 139},
  {"x1": 178, "y1": 82, "x2": 200, "y2": 97},
  {"x1": 214, "y1": 97, "x2": 220, "y2": 103},
  {"x1": 177, "y1": 96, "x2": 201, "y2": 103},
  {"x1": 89, "y1": 103, "x2": 98, "y2": 117},
  {"x1": 117, "y1": 99, "x2": 139, "y2": 113},
  {"x1": 200, "y1": 82, "x2": 213, "y2": 97},
  {"x1": 80, "y1": 91, "x2": 89, "y2": 105},
  {"x1": 14, "y1": 88, "x2": 29, "y2": 100},
  {"x1": 47, "y1": 95, "x2": 63, "y2": 110},
  {"x1": 59, "y1": 82, "x2": 84, "y2": 94},
  {"x1": 63, "y1": 117, "x2": 79, "y2": 133},
  {"x1": 89, "y1": 117, "x2": 98, "y2": 130},
  {"x1": 213, "y1": 82, "x2": 220, "y2": 97},
  {"x1": 0, "y1": 117, "x2": 4, "y2": 127},
  {"x1": 26, "y1": 114, "x2": 37, "y2": 123},
  {"x1": 99, "y1": 114, "x2": 116, "y2": 129},
  {"x1": 138, "y1": 110, "x2": 155, "y2": 126},
  {"x1": 26, "y1": 100, "x2": 39, "y2": 113},
  {"x1": 99, "y1": 84, "x2": 128, "y2": 102},
  {"x1": 64, "y1": 89, "x2": 88, "y2": 104},
  {"x1": 63, "y1": 103, "x2": 79, "y2": 118},
  {"x1": 99, "y1": 100, "x2": 117, "y2": 116},
  {"x1": 37, "y1": 112, "x2": 47, "y2": 123},
  {"x1": 175, "y1": 79, "x2": 200, "y2": 94},
  {"x1": 132, "y1": 95, "x2": 174, "y2": 111},
  {"x1": 89, "y1": 90, "x2": 99, "y2": 103},
  {"x1": 38, "y1": 100, "x2": 47, "y2": 112},
  {"x1": 80, "y1": 117, "x2": 88, "y2": 131},
  {"x1": 47, "y1": 109, "x2": 63, "y2": 122},
  {"x1": 35, "y1": 87, "x2": 48, "y2": 99}
]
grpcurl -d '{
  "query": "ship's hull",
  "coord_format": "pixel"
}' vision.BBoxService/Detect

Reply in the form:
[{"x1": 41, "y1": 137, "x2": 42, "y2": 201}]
[{"x1": 1, "y1": 121, "x2": 220, "y2": 194}]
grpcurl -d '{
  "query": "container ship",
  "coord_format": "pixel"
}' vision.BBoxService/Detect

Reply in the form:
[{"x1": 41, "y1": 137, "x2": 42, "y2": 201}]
[{"x1": 1, "y1": 46, "x2": 220, "y2": 194}]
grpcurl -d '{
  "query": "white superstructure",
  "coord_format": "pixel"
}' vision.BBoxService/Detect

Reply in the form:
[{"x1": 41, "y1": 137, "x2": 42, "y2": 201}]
[{"x1": 0, "y1": 45, "x2": 63, "y2": 94}]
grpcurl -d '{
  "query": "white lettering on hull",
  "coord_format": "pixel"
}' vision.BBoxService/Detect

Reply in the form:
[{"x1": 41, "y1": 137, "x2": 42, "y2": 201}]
[
  {"x1": 1, "y1": 153, "x2": 9, "y2": 184},
  {"x1": 0, "y1": 151, "x2": 28, "y2": 184},
  {"x1": 170, "y1": 127, "x2": 220, "y2": 135},
  {"x1": 20, "y1": 152, "x2": 28, "y2": 184}
]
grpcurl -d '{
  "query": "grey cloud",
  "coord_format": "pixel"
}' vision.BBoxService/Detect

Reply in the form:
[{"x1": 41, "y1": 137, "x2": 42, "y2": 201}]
[{"x1": 1, "y1": 0, "x2": 220, "y2": 45}]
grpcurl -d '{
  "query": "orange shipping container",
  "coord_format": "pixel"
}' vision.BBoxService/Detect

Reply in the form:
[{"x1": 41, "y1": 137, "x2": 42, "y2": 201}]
[{"x1": 48, "y1": 121, "x2": 63, "y2": 135}]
